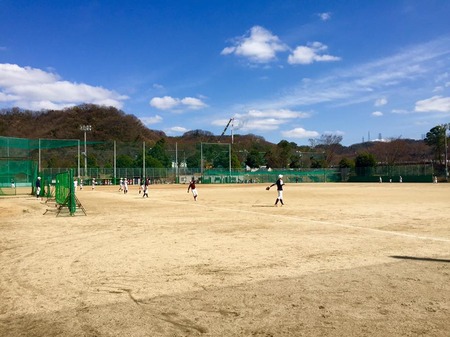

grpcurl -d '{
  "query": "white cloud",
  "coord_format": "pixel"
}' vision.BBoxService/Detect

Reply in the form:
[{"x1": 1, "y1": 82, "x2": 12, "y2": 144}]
[
  {"x1": 140, "y1": 115, "x2": 163, "y2": 126},
  {"x1": 391, "y1": 109, "x2": 410, "y2": 114},
  {"x1": 149, "y1": 96, "x2": 179, "y2": 110},
  {"x1": 237, "y1": 118, "x2": 285, "y2": 131},
  {"x1": 221, "y1": 26, "x2": 288, "y2": 63},
  {"x1": 318, "y1": 12, "x2": 332, "y2": 21},
  {"x1": 180, "y1": 97, "x2": 207, "y2": 109},
  {"x1": 165, "y1": 126, "x2": 189, "y2": 135},
  {"x1": 374, "y1": 97, "x2": 388, "y2": 106},
  {"x1": 415, "y1": 95, "x2": 450, "y2": 113},
  {"x1": 372, "y1": 111, "x2": 383, "y2": 117},
  {"x1": 249, "y1": 37, "x2": 450, "y2": 111},
  {"x1": 288, "y1": 42, "x2": 341, "y2": 65},
  {"x1": 281, "y1": 128, "x2": 320, "y2": 139},
  {"x1": 213, "y1": 108, "x2": 310, "y2": 134},
  {"x1": 150, "y1": 95, "x2": 207, "y2": 111},
  {"x1": 0, "y1": 63, "x2": 59, "y2": 86},
  {"x1": 171, "y1": 126, "x2": 188, "y2": 132},
  {"x1": 0, "y1": 63, "x2": 127, "y2": 110}
]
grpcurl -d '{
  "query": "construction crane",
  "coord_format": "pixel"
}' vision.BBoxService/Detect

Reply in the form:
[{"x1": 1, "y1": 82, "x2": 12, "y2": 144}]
[{"x1": 218, "y1": 118, "x2": 234, "y2": 144}]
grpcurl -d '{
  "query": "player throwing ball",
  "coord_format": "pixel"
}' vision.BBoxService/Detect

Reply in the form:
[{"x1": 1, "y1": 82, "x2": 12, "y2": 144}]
[
  {"x1": 266, "y1": 174, "x2": 285, "y2": 206},
  {"x1": 187, "y1": 177, "x2": 198, "y2": 201}
]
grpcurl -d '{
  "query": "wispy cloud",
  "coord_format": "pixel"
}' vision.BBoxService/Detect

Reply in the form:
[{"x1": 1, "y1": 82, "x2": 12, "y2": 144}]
[
  {"x1": 0, "y1": 63, "x2": 127, "y2": 110},
  {"x1": 140, "y1": 115, "x2": 163, "y2": 126},
  {"x1": 415, "y1": 95, "x2": 450, "y2": 113},
  {"x1": 251, "y1": 36, "x2": 450, "y2": 110},
  {"x1": 152, "y1": 83, "x2": 164, "y2": 90},
  {"x1": 247, "y1": 108, "x2": 310, "y2": 119},
  {"x1": 374, "y1": 97, "x2": 388, "y2": 106}
]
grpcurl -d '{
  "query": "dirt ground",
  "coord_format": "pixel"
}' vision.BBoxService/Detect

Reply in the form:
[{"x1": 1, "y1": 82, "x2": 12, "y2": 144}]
[{"x1": 0, "y1": 182, "x2": 449, "y2": 337}]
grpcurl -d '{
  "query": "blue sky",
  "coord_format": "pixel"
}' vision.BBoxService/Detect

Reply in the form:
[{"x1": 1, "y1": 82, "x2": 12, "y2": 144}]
[{"x1": 1, "y1": 0, "x2": 450, "y2": 145}]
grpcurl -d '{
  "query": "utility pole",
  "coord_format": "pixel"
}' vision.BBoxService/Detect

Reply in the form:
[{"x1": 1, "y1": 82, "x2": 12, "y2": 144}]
[
  {"x1": 175, "y1": 142, "x2": 178, "y2": 183},
  {"x1": 143, "y1": 141, "x2": 145, "y2": 179},
  {"x1": 113, "y1": 140, "x2": 116, "y2": 184}
]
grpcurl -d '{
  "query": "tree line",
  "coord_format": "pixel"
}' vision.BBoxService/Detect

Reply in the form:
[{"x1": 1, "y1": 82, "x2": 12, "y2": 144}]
[{"x1": 1, "y1": 105, "x2": 448, "y2": 174}]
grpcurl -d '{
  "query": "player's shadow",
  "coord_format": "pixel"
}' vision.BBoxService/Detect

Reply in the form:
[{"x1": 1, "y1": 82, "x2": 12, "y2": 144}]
[{"x1": 390, "y1": 255, "x2": 450, "y2": 263}]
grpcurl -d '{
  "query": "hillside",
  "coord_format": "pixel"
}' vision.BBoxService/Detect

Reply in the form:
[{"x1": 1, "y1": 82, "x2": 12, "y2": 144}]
[
  {"x1": 0, "y1": 104, "x2": 165, "y2": 143},
  {"x1": 0, "y1": 105, "x2": 276, "y2": 149},
  {"x1": 0, "y1": 104, "x2": 433, "y2": 169}
]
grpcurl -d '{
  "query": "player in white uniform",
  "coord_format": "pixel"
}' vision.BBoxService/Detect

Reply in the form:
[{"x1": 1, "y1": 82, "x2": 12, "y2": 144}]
[
  {"x1": 123, "y1": 179, "x2": 128, "y2": 194},
  {"x1": 267, "y1": 174, "x2": 285, "y2": 206}
]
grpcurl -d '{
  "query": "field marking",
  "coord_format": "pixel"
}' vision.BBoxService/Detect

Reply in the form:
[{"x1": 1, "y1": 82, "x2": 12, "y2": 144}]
[{"x1": 164, "y1": 199, "x2": 450, "y2": 244}]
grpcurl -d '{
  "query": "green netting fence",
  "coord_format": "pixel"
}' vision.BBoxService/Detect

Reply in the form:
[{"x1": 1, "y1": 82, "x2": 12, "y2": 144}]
[
  {"x1": 348, "y1": 165, "x2": 435, "y2": 183},
  {"x1": 55, "y1": 169, "x2": 76, "y2": 215},
  {"x1": 200, "y1": 168, "x2": 342, "y2": 184},
  {"x1": 0, "y1": 158, "x2": 36, "y2": 195},
  {"x1": 0, "y1": 136, "x2": 80, "y2": 195},
  {"x1": 0, "y1": 136, "x2": 442, "y2": 192}
]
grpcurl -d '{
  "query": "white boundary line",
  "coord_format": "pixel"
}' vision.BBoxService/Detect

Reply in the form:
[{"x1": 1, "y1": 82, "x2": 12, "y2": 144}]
[{"x1": 166, "y1": 199, "x2": 450, "y2": 244}]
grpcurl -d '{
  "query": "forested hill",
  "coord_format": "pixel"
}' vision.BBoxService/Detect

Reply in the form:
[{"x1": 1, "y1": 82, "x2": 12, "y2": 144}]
[
  {"x1": 0, "y1": 104, "x2": 433, "y2": 168},
  {"x1": 0, "y1": 104, "x2": 275, "y2": 149},
  {"x1": 0, "y1": 104, "x2": 165, "y2": 142}
]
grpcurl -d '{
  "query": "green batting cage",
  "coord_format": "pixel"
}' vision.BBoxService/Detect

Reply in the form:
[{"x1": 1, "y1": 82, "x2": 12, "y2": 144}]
[{"x1": 0, "y1": 136, "x2": 79, "y2": 195}]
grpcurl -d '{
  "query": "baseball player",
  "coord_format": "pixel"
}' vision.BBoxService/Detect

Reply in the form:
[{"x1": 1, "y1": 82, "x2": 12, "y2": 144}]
[
  {"x1": 35, "y1": 176, "x2": 41, "y2": 199},
  {"x1": 187, "y1": 177, "x2": 198, "y2": 201},
  {"x1": 123, "y1": 178, "x2": 128, "y2": 194},
  {"x1": 267, "y1": 174, "x2": 285, "y2": 206},
  {"x1": 143, "y1": 177, "x2": 149, "y2": 198}
]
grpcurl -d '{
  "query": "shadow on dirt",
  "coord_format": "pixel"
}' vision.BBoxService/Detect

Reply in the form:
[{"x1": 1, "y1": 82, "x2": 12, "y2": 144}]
[{"x1": 390, "y1": 255, "x2": 450, "y2": 263}]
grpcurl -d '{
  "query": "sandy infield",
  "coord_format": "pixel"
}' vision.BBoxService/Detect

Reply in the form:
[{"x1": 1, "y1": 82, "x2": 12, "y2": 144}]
[{"x1": 0, "y1": 182, "x2": 449, "y2": 337}]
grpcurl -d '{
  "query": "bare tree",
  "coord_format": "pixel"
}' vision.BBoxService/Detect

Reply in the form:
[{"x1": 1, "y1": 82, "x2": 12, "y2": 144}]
[{"x1": 310, "y1": 134, "x2": 343, "y2": 167}]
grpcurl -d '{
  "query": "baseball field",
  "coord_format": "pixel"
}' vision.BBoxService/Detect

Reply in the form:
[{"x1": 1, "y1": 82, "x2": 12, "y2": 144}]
[{"x1": 0, "y1": 182, "x2": 449, "y2": 336}]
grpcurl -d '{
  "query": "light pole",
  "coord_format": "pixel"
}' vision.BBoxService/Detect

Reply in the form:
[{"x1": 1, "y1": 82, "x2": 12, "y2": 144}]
[
  {"x1": 445, "y1": 123, "x2": 449, "y2": 182},
  {"x1": 80, "y1": 125, "x2": 92, "y2": 177}
]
